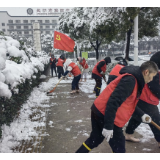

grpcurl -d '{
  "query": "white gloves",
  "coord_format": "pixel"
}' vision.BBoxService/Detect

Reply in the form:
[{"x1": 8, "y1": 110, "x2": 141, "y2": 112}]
[
  {"x1": 141, "y1": 114, "x2": 152, "y2": 123},
  {"x1": 102, "y1": 128, "x2": 113, "y2": 142}
]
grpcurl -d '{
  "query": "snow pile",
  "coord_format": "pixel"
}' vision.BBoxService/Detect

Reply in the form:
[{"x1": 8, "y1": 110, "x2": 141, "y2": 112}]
[
  {"x1": 0, "y1": 35, "x2": 49, "y2": 98},
  {"x1": 0, "y1": 80, "x2": 51, "y2": 153}
]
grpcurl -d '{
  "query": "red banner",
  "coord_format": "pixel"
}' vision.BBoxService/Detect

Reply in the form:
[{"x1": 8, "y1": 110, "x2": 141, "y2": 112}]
[{"x1": 54, "y1": 31, "x2": 75, "y2": 52}]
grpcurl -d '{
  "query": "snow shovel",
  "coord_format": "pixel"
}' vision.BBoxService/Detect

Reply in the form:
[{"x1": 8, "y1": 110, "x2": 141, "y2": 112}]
[
  {"x1": 47, "y1": 76, "x2": 63, "y2": 94},
  {"x1": 145, "y1": 117, "x2": 160, "y2": 131}
]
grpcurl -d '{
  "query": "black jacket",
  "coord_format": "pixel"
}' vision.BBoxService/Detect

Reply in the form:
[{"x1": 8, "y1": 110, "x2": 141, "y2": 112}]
[
  {"x1": 97, "y1": 57, "x2": 111, "y2": 73},
  {"x1": 147, "y1": 72, "x2": 160, "y2": 99},
  {"x1": 50, "y1": 58, "x2": 57, "y2": 68},
  {"x1": 91, "y1": 65, "x2": 145, "y2": 130}
]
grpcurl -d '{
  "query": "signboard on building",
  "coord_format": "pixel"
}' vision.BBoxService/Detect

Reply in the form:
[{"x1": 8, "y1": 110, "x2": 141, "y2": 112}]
[
  {"x1": 33, "y1": 22, "x2": 41, "y2": 52},
  {"x1": 35, "y1": 8, "x2": 70, "y2": 16}
]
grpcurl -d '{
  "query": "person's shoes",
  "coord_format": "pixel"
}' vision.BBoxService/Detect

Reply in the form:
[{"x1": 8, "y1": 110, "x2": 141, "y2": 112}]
[
  {"x1": 125, "y1": 133, "x2": 140, "y2": 143},
  {"x1": 76, "y1": 90, "x2": 80, "y2": 93},
  {"x1": 70, "y1": 90, "x2": 76, "y2": 94}
]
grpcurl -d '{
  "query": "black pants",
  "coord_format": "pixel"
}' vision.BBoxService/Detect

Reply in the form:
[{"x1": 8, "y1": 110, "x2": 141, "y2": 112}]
[
  {"x1": 126, "y1": 100, "x2": 160, "y2": 142},
  {"x1": 51, "y1": 67, "x2": 57, "y2": 77},
  {"x1": 57, "y1": 66, "x2": 64, "y2": 79},
  {"x1": 72, "y1": 74, "x2": 81, "y2": 90},
  {"x1": 76, "y1": 109, "x2": 126, "y2": 153},
  {"x1": 92, "y1": 73, "x2": 102, "y2": 97}
]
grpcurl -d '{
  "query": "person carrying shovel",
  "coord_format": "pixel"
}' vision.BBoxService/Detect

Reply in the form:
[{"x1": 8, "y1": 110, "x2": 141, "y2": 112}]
[
  {"x1": 92, "y1": 57, "x2": 111, "y2": 97},
  {"x1": 62, "y1": 58, "x2": 81, "y2": 94},
  {"x1": 124, "y1": 52, "x2": 160, "y2": 148}
]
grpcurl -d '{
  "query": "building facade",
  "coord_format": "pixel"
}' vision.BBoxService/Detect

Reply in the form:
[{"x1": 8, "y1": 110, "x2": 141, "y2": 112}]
[{"x1": 0, "y1": 7, "x2": 71, "y2": 38}]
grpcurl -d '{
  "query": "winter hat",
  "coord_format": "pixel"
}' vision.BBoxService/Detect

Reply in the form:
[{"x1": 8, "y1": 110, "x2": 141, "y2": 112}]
[
  {"x1": 60, "y1": 54, "x2": 65, "y2": 60},
  {"x1": 64, "y1": 58, "x2": 72, "y2": 67},
  {"x1": 150, "y1": 51, "x2": 160, "y2": 69},
  {"x1": 104, "y1": 57, "x2": 111, "y2": 64}
]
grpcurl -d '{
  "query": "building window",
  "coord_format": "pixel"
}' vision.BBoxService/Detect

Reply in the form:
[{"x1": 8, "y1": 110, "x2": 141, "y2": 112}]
[
  {"x1": 38, "y1": 20, "x2": 42, "y2": 23},
  {"x1": 45, "y1": 20, "x2": 50, "y2": 23},
  {"x1": 16, "y1": 20, "x2": 21, "y2": 23},
  {"x1": 24, "y1": 31, "x2": 29, "y2": 34},
  {"x1": 9, "y1": 26, "x2": 14, "y2": 29},
  {"x1": 52, "y1": 20, "x2": 57, "y2": 24},
  {"x1": 2, "y1": 29, "x2": 5, "y2": 32},
  {"x1": 40, "y1": 26, "x2": 43, "y2": 29},
  {"x1": 46, "y1": 31, "x2": 50, "y2": 34},
  {"x1": 16, "y1": 26, "x2": 21, "y2": 29},
  {"x1": 23, "y1": 20, "x2": 28, "y2": 23},
  {"x1": 17, "y1": 31, "x2": 22, "y2": 34},
  {"x1": 52, "y1": 26, "x2": 55, "y2": 28},
  {"x1": 2, "y1": 23, "x2": 5, "y2": 26},
  {"x1": 8, "y1": 20, "x2": 13, "y2": 23},
  {"x1": 24, "y1": 26, "x2": 29, "y2": 29},
  {"x1": 45, "y1": 26, "x2": 50, "y2": 29},
  {"x1": 31, "y1": 20, "x2": 35, "y2": 23}
]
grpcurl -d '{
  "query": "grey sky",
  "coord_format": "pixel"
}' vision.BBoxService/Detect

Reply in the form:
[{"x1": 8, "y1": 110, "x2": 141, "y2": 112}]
[{"x1": 0, "y1": 7, "x2": 73, "y2": 16}]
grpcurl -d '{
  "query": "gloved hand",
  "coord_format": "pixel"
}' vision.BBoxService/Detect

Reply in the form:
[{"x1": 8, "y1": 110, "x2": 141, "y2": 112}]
[
  {"x1": 102, "y1": 128, "x2": 113, "y2": 142},
  {"x1": 141, "y1": 114, "x2": 152, "y2": 123}
]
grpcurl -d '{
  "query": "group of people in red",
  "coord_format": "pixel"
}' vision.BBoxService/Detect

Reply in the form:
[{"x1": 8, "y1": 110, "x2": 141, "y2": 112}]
[
  {"x1": 49, "y1": 53, "x2": 89, "y2": 94},
  {"x1": 50, "y1": 51, "x2": 160, "y2": 153},
  {"x1": 75, "y1": 52, "x2": 160, "y2": 153}
]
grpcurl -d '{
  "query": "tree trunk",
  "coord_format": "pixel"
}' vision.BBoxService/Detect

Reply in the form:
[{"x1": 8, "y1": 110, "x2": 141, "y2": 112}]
[
  {"x1": 95, "y1": 48, "x2": 99, "y2": 62},
  {"x1": 125, "y1": 27, "x2": 132, "y2": 60}
]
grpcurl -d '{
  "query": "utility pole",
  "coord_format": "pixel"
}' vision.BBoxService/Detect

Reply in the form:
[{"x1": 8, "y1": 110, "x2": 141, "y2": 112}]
[{"x1": 134, "y1": 15, "x2": 138, "y2": 65}]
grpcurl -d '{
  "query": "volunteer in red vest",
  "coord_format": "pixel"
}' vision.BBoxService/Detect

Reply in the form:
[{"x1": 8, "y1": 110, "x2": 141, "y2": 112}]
[
  {"x1": 125, "y1": 52, "x2": 160, "y2": 148},
  {"x1": 77, "y1": 57, "x2": 89, "y2": 82},
  {"x1": 50, "y1": 54, "x2": 57, "y2": 77},
  {"x1": 56, "y1": 54, "x2": 65, "y2": 79},
  {"x1": 92, "y1": 57, "x2": 111, "y2": 97},
  {"x1": 76, "y1": 61, "x2": 158, "y2": 153},
  {"x1": 107, "y1": 58, "x2": 128, "y2": 84},
  {"x1": 63, "y1": 59, "x2": 81, "y2": 94}
]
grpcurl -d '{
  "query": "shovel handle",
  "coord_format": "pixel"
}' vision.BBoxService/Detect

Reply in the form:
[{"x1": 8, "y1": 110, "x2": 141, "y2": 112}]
[
  {"x1": 47, "y1": 76, "x2": 63, "y2": 94},
  {"x1": 151, "y1": 121, "x2": 160, "y2": 131},
  {"x1": 145, "y1": 117, "x2": 160, "y2": 130}
]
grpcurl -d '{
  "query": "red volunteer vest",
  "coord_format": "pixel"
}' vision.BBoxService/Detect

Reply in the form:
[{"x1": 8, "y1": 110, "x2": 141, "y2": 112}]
[
  {"x1": 80, "y1": 59, "x2": 89, "y2": 69},
  {"x1": 56, "y1": 58, "x2": 64, "y2": 67},
  {"x1": 109, "y1": 64, "x2": 125, "y2": 76},
  {"x1": 140, "y1": 80, "x2": 159, "y2": 106},
  {"x1": 69, "y1": 62, "x2": 81, "y2": 76},
  {"x1": 94, "y1": 73, "x2": 139, "y2": 127},
  {"x1": 92, "y1": 60, "x2": 106, "y2": 77}
]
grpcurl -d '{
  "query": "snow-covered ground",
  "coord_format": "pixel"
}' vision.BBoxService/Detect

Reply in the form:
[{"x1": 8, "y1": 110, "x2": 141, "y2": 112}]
[{"x1": 0, "y1": 74, "x2": 159, "y2": 153}]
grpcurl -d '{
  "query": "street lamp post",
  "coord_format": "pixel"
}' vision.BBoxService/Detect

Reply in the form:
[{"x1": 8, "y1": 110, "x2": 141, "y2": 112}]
[{"x1": 134, "y1": 15, "x2": 138, "y2": 65}]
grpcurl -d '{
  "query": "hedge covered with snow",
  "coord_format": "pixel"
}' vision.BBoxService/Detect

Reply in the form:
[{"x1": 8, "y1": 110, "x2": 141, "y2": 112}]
[{"x1": 0, "y1": 33, "x2": 50, "y2": 137}]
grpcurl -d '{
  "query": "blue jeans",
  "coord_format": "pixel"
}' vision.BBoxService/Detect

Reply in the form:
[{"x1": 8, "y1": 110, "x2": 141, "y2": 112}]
[{"x1": 72, "y1": 74, "x2": 81, "y2": 90}]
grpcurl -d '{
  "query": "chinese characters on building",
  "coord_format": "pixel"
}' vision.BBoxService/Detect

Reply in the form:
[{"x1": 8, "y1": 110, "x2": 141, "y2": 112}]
[{"x1": 36, "y1": 8, "x2": 70, "y2": 15}]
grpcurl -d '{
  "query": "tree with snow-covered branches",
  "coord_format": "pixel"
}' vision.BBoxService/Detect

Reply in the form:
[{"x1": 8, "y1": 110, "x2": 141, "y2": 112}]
[{"x1": 57, "y1": 7, "x2": 120, "y2": 61}]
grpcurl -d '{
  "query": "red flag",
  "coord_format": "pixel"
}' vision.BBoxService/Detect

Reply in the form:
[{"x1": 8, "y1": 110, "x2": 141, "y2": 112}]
[{"x1": 54, "y1": 31, "x2": 75, "y2": 52}]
